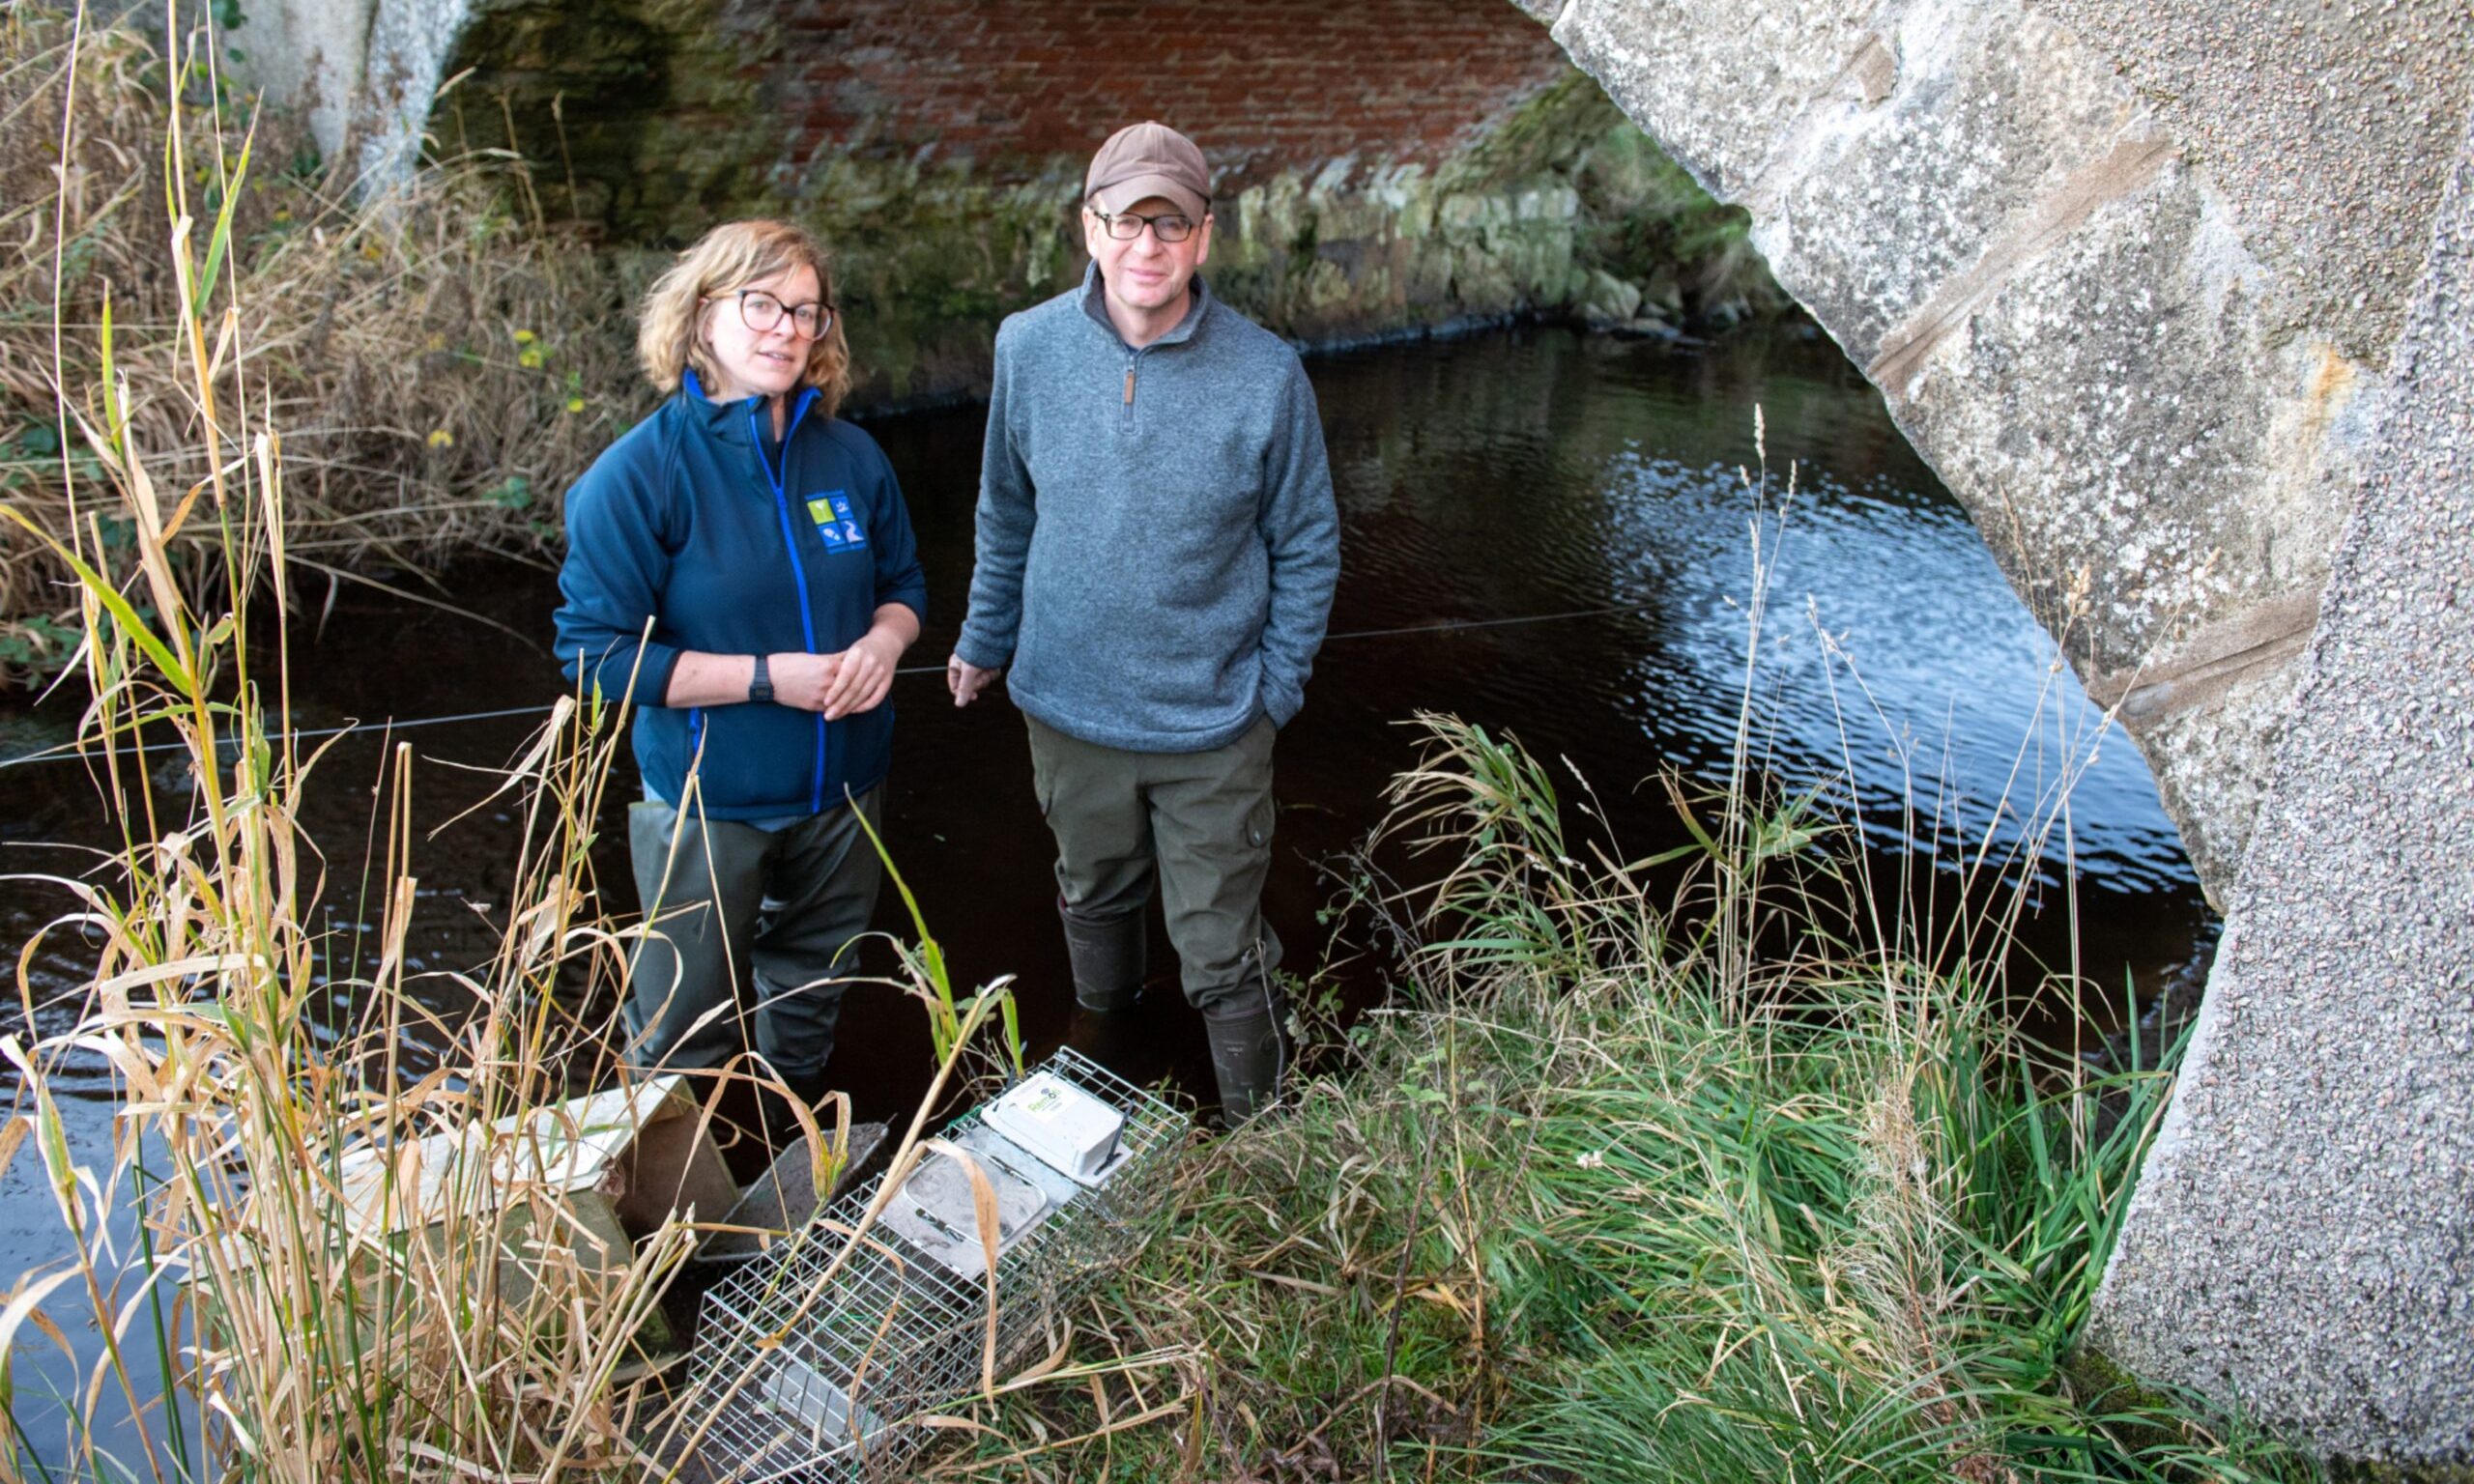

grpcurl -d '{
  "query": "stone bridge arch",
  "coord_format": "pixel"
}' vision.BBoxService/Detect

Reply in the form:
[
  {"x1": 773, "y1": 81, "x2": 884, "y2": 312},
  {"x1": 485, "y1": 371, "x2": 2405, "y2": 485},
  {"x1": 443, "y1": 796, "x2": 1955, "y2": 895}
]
[
  {"x1": 236, "y1": 0, "x2": 2474, "y2": 1464},
  {"x1": 1535, "y1": 4, "x2": 2474, "y2": 1464}
]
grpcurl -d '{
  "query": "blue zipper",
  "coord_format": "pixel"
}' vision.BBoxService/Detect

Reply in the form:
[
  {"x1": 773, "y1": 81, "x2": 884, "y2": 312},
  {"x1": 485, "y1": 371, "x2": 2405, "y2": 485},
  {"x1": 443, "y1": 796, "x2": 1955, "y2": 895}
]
[{"x1": 749, "y1": 388, "x2": 829, "y2": 815}]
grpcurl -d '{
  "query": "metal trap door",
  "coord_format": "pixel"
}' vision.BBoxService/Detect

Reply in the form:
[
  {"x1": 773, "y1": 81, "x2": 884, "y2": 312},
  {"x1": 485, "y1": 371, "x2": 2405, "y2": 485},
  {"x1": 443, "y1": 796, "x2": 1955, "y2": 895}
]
[{"x1": 687, "y1": 1049, "x2": 1192, "y2": 1482}]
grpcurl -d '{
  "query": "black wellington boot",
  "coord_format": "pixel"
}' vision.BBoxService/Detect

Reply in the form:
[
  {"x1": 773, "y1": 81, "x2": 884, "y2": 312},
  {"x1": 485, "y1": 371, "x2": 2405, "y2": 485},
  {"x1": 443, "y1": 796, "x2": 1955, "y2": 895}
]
[
  {"x1": 1058, "y1": 897, "x2": 1145, "y2": 1012},
  {"x1": 1200, "y1": 984, "x2": 1290, "y2": 1127},
  {"x1": 1063, "y1": 999, "x2": 1145, "y2": 1076}
]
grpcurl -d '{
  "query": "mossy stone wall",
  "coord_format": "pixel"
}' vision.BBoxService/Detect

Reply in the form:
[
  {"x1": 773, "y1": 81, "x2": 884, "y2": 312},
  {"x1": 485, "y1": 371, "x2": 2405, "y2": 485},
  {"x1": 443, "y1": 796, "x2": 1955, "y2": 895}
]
[{"x1": 437, "y1": 0, "x2": 1771, "y2": 405}]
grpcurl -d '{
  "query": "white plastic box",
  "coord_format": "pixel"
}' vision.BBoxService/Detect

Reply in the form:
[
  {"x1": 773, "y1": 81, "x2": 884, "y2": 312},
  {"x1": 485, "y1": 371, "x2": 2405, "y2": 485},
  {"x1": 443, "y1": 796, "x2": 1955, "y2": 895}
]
[{"x1": 982, "y1": 1070, "x2": 1127, "y2": 1183}]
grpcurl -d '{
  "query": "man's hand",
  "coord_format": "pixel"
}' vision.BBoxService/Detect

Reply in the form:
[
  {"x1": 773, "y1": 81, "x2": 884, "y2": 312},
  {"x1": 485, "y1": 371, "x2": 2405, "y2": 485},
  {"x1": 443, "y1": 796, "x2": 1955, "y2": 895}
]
[
  {"x1": 947, "y1": 653, "x2": 1000, "y2": 708},
  {"x1": 819, "y1": 630, "x2": 904, "y2": 720}
]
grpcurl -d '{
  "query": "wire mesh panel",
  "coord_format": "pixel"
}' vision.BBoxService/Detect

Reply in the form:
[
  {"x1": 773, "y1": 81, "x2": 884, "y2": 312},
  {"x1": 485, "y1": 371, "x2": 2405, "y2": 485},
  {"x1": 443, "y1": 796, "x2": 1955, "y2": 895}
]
[{"x1": 687, "y1": 1048, "x2": 1188, "y2": 1482}]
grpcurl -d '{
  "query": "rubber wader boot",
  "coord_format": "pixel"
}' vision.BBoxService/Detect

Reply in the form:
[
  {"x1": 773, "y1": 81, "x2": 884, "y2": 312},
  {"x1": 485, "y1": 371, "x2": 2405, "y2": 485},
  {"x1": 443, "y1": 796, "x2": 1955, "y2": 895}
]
[
  {"x1": 1064, "y1": 1000, "x2": 1144, "y2": 1075},
  {"x1": 1059, "y1": 898, "x2": 1145, "y2": 1012},
  {"x1": 1202, "y1": 989, "x2": 1288, "y2": 1126}
]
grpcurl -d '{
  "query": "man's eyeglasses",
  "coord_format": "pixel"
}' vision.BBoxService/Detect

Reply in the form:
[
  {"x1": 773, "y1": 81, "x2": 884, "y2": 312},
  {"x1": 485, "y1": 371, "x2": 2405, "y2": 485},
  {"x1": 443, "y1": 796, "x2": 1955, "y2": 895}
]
[
  {"x1": 709, "y1": 289, "x2": 832, "y2": 339},
  {"x1": 1093, "y1": 209, "x2": 1199, "y2": 243}
]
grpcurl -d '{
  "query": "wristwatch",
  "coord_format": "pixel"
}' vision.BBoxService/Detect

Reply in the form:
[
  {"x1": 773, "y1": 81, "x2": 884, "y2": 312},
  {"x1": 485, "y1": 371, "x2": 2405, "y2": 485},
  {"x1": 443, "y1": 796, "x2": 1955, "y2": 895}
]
[{"x1": 749, "y1": 652, "x2": 774, "y2": 704}]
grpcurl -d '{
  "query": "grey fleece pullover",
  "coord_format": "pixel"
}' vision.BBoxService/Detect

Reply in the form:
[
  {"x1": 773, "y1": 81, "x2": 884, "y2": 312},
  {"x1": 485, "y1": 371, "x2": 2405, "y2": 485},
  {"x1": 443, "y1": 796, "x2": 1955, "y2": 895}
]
[{"x1": 956, "y1": 267, "x2": 1340, "y2": 753}]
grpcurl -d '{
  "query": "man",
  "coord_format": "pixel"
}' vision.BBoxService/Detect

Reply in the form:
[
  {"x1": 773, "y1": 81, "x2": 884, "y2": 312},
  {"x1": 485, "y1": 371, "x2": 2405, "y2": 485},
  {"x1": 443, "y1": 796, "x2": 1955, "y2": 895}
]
[{"x1": 948, "y1": 120, "x2": 1341, "y2": 1123}]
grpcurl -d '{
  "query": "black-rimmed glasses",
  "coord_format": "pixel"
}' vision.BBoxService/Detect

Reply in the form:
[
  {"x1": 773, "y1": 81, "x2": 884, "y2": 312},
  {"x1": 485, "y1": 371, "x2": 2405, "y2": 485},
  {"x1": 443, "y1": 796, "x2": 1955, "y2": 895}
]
[
  {"x1": 1093, "y1": 209, "x2": 1198, "y2": 243},
  {"x1": 709, "y1": 288, "x2": 832, "y2": 339}
]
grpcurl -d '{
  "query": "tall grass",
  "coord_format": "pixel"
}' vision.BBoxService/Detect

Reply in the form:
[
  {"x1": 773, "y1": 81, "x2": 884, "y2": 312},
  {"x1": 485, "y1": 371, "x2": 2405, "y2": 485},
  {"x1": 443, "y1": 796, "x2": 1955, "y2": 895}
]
[
  {"x1": 0, "y1": 7, "x2": 634, "y2": 681},
  {"x1": 0, "y1": 34, "x2": 709, "y2": 1462},
  {"x1": 0, "y1": 17, "x2": 1037, "y2": 1479}
]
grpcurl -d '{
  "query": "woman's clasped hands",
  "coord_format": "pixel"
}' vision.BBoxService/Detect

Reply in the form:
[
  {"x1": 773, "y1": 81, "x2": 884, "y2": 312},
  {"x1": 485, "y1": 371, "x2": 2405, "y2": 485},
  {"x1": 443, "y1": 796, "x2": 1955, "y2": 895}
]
[{"x1": 768, "y1": 629, "x2": 903, "y2": 720}]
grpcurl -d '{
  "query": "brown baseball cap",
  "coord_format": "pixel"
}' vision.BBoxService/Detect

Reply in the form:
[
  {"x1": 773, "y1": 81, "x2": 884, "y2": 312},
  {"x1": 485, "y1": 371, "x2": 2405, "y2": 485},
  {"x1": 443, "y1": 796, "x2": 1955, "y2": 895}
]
[{"x1": 1085, "y1": 121, "x2": 1211, "y2": 222}]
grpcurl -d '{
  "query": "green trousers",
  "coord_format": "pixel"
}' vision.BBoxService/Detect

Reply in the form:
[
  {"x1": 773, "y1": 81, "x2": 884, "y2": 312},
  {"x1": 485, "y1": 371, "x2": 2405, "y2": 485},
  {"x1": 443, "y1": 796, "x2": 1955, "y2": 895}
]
[
  {"x1": 1025, "y1": 714, "x2": 1280, "y2": 1013},
  {"x1": 622, "y1": 787, "x2": 882, "y2": 1088}
]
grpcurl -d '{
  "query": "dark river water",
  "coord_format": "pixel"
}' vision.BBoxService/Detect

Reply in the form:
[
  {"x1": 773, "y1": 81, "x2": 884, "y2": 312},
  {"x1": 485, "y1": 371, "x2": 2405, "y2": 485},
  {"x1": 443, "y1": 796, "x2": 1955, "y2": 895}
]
[{"x1": 0, "y1": 321, "x2": 2211, "y2": 1453}]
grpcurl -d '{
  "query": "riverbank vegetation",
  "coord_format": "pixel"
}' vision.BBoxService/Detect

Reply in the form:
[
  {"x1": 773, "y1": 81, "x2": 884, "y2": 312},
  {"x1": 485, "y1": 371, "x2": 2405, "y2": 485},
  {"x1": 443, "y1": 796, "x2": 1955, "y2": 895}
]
[{"x1": 916, "y1": 712, "x2": 2315, "y2": 1482}]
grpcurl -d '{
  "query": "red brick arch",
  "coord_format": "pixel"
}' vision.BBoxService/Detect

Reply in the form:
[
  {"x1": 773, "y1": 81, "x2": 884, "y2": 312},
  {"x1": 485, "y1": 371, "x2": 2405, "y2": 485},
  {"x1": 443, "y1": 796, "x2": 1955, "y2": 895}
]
[{"x1": 769, "y1": 0, "x2": 1571, "y2": 186}]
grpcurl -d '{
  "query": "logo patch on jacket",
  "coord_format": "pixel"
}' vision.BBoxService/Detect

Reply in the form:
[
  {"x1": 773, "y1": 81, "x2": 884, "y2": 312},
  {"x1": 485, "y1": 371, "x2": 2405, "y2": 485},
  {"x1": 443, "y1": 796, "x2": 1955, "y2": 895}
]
[{"x1": 806, "y1": 492, "x2": 868, "y2": 550}]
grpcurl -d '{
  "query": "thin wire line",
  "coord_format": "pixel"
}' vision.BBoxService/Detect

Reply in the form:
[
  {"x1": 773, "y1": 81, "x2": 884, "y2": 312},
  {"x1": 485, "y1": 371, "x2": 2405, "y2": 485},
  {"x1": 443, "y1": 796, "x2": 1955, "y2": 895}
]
[
  {"x1": 1322, "y1": 602, "x2": 1650, "y2": 642},
  {"x1": 0, "y1": 601, "x2": 1656, "y2": 772},
  {"x1": 0, "y1": 704, "x2": 559, "y2": 771}
]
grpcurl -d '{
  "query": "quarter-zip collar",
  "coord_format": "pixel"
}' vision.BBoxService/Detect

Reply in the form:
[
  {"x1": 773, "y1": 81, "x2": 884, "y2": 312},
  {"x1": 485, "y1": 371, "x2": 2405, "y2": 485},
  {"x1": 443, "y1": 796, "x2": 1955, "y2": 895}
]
[
  {"x1": 679, "y1": 366, "x2": 820, "y2": 448},
  {"x1": 1078, "y1": 261, "x2": 1213, "y2": 350}
]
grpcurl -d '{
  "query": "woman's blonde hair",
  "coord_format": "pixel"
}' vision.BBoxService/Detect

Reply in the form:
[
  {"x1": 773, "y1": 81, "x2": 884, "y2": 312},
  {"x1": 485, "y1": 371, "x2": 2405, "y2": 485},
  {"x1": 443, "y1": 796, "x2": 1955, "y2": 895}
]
[{"x1": 637, "y1": 219, "x2": 850, "y2": 417}]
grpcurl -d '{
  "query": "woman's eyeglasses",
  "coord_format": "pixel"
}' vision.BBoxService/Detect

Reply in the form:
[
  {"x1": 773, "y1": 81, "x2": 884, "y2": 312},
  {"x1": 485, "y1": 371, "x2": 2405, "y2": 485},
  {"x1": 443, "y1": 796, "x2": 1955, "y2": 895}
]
[{"x1": 711, "y1": 289, "x2": 832, "y2": 339}]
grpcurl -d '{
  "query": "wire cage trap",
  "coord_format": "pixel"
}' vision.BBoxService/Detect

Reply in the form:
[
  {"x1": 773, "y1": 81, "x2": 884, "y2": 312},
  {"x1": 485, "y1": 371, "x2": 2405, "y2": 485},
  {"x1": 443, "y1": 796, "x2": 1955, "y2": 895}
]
[{"x1": 683, "y1": 1047, "x2": 1188, "y2": 1482}]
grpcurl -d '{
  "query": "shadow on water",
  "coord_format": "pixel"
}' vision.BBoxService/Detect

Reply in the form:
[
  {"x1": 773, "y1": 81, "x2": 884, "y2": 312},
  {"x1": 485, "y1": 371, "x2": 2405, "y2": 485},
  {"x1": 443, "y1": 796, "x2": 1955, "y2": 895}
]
[{"x1": 0, "y1": 320, "x2": 2213, "y2": 1455}]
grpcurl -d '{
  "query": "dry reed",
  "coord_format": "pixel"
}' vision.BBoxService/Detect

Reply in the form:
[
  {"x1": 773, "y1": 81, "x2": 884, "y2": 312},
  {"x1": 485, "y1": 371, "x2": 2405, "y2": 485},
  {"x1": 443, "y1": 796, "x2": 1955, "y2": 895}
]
[
  {"x1": 0, "y1": 14, "x2": 1052, "y2": 1479},
  {"x1": 0, "y1": 7, "x2": 633, "y2": 683}
]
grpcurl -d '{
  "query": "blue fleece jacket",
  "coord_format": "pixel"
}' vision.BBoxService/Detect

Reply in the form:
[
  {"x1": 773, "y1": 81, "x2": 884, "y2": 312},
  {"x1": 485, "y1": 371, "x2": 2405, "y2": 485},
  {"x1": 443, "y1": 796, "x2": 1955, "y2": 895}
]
[
  {"x1": 955, "y1": 268, "x2": 1340, "y2": 752},
  {"x1": 554, "y1": 373, "x2": 927, "y2": 818}
]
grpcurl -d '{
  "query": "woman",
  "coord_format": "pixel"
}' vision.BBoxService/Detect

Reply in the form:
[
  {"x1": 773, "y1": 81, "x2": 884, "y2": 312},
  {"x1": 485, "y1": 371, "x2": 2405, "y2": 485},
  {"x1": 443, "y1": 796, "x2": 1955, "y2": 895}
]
[{"x1": 555, "y1": 219, "x2": 925, "y2": 1103}]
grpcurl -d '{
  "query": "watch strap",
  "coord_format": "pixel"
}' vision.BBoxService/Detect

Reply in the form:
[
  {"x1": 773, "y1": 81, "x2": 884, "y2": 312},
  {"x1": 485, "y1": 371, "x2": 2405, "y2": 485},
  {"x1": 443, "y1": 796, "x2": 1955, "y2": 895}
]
[{"x1": 749, "y1": 652, "x2": 774, "y2": 704}]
